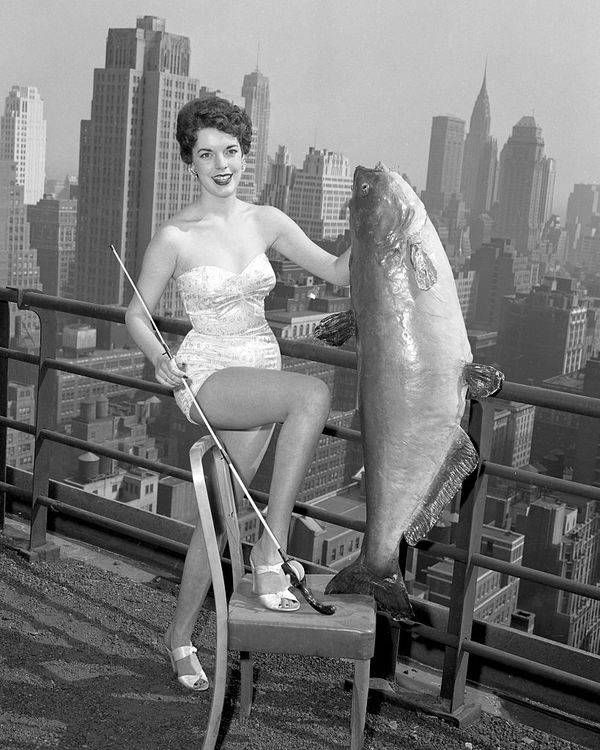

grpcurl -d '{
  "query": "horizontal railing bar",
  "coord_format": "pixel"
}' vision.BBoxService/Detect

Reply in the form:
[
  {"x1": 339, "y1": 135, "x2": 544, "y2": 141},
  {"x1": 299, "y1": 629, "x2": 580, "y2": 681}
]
[
  {"x1": 494, "y1": 381, "x2": 600, "y2": 418},
  {"x1": 409, "y1": 622, "x2": 459, "y2": 648},
  {"x1": 462, "y1": 639, "x2": 600, "y2": 696},
  {"x1": 0, "y1": 288, "x2": 191, "y2": 337},
  {"x1": 472, "y1": 552, "x2": 600, "y2": 600},
  {"x1": 484, "y1": 461, "x2": 600, "y2": 501},
  {"x1": 322, "y1": 423, "x2": 361, "y2": 443},
  {"x1": 280, "y1": 339, "x2": 357, "y2": 370},
  {"x1": 38, "y1": 429, "x2": 193, "y2": 483},
  {"x1": 3, "y1": 287, "x2": 599, "y2": 419},
  {"x1": 43, "y1": 357, "x2": 171, "y2": 396},
  {"x1": 0, "y1": 346, "x2": 38, "y2": 365},
  {"x1": 35, "y1": 494, "x2": 190, "y2": 555},
  {"x1": 0, "y1": 415, "x2": 36, "y2": 435},
  {"x1": 0, "y1": 481, "x2": 32, "y2": 501}
]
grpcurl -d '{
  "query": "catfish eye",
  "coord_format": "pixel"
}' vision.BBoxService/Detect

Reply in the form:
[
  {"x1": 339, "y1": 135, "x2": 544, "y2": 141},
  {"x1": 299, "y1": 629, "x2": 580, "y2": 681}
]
[{"x1": 360, "y1": 182, "x2": 370, "y2": 196}]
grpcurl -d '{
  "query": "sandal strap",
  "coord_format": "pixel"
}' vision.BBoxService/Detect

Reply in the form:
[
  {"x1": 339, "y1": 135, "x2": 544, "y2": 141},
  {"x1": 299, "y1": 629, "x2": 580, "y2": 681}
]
[{"x1": 171, "y1": 645, "x2": 197, "y2": 661}]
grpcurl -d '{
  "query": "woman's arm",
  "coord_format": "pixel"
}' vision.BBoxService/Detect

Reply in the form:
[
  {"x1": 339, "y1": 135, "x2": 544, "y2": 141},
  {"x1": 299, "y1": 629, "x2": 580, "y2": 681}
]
[
  {"x1": 124, "y1": 225, "x2": 180, "y2": 370},
  {"x1": 262, "y1": 206, "x2": 351, "y2": 286}
]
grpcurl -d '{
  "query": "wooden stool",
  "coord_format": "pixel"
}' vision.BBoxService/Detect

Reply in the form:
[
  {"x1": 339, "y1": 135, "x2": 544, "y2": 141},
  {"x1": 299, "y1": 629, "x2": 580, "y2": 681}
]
[{"x1": 190, "y1": 436, "x2": 377, "y2": 750}]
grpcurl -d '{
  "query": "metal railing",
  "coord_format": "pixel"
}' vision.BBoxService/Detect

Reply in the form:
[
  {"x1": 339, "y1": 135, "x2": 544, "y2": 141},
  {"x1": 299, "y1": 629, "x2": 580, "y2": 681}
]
[{"x1": 0, "y1": 286, "x2": 599, "y2": 723}]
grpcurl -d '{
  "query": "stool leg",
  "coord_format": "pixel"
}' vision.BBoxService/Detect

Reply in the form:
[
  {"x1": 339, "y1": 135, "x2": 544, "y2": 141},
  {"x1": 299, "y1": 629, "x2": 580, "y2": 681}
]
[
  {"x1": 350, "y1": 658, "x2": 370, "y2": 750},
  {"x1": 239, "y1": 651, "x2": 254, "y2": 717}
]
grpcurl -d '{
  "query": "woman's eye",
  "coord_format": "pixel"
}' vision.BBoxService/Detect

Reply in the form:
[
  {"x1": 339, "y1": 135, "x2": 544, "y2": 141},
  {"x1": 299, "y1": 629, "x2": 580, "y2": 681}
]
[{"x1": 227, "y1": 149, "x2": 238, "y2": 156}]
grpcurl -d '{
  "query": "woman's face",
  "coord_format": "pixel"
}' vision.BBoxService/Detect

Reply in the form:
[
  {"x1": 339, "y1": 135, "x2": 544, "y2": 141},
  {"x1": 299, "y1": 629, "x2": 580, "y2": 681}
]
[{"x1": 191, "y1": 127, "x2": 244, "y2": 198}]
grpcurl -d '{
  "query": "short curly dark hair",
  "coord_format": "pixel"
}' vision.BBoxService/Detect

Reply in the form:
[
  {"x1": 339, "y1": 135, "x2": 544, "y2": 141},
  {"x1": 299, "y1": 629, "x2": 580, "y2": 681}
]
[{"x1": 176, "y1": 97, "x2": 253, "y2": 163}]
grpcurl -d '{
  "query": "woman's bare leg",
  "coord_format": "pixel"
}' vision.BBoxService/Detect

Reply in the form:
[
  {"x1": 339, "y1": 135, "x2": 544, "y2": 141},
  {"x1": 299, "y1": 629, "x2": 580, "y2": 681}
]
[
  {"x1": 165, "y1": 423, "x2": 275, "y2": 655},
  {"x1": 195, "y1": 367, "x2": 331, "y2": 562}
]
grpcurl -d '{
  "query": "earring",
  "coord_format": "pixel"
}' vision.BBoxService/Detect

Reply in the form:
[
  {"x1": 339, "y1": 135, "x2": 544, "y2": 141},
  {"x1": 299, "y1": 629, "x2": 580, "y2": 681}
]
[
  {"x1": 188, "y1": 166, "x2": 198, "y2": 178},
  {"x1": 241, "y1": 159, "x2": 247, "y2": 173}
]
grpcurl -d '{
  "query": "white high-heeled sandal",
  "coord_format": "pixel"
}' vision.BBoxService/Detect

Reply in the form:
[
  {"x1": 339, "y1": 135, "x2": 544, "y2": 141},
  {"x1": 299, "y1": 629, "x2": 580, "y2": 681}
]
[
  {"x1": 165, "y1": 643, "x2": 209, "y2": 691},
  {"x1": 250, "y1": 556, "x2": 301, "y2": 612}
]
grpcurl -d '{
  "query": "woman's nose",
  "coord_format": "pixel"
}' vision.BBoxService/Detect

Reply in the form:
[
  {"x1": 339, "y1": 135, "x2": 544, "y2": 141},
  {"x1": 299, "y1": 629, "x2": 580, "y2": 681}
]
[{"x1": 215, "y1": 152, "x2": 227, "y2": 169}]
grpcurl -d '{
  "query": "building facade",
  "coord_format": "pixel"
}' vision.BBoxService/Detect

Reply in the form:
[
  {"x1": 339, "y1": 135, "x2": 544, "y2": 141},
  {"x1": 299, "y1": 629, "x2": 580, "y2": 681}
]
[
  {"x1": 460, "y1": 71, "x2": 497, "y2": 218},
  {"x1": 497, "y1": 277, "x2": 588, "y2": 385},
  {"x1": 495, "y1": 116, "x2": 553, "y2": 254},
  {"x1": 0, "y1": 86, "x2": 46, "y2": 204},
  {"x1": 287, "y1": 147, "x2": 352, "y2": 242},
  {"x1": 422, "y1": 115, "x2": 465, "y2": 216},
  {"x1": 27, "y1": 196, "x2": 77, "y2": 298},
  {"x1": 74, "y1": 16, "x2": 199, "y2": 311},
  {"x1": 241, "y1": 69, "x2": 270, "y2": 200}
]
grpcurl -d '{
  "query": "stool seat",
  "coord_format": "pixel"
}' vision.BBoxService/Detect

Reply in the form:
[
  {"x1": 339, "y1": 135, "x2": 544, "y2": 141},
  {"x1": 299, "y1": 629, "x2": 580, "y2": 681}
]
[{"x1": 229, "y1": 574, "x2": 376, "y2": 659}]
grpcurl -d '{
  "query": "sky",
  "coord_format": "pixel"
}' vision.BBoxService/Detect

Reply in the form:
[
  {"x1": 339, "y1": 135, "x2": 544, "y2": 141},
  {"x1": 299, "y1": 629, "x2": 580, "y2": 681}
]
[{"x1": 1, "y1": 0, "x2": 598, "y2": 216}]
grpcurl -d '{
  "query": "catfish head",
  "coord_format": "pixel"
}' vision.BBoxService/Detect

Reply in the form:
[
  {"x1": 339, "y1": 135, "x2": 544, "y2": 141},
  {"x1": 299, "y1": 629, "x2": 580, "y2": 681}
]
[
  {"x1": 350, "y1": 163, "x2": 426, "y2": 253},
  {"x1": 350, "y1": 163, "x2": 436, "y2": 291}
]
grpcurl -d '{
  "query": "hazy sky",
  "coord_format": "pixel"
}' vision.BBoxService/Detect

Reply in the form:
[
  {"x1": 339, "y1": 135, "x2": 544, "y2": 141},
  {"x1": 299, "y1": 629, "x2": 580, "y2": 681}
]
[{"x1": 2, "y1": 0, "x2": 598, "y2": 215}]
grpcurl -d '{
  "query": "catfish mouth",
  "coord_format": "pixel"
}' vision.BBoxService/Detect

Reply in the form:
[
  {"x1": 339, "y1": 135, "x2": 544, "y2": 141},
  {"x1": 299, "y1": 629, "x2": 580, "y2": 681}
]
[{"x1": 350, "y1": 165, "x2": 405, "y2": 244}]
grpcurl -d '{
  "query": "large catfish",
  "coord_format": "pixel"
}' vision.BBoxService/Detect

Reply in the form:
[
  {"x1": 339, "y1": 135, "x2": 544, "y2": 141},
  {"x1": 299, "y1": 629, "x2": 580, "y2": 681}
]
[{"x1": 316, "y1": 164, "x2": 502, "y2": 620}]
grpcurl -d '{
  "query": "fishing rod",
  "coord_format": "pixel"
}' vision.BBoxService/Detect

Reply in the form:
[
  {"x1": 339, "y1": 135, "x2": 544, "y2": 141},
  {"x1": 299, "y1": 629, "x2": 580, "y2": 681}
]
[{"x1": 109, "y1": 244, "x2": 335, "y2": 616}]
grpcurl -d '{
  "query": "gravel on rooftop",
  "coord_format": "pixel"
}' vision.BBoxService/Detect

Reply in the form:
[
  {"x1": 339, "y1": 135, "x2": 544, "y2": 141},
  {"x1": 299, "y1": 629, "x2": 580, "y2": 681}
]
[{"x1": 0, "y1": 532, "x2": 592, "y2": 750}]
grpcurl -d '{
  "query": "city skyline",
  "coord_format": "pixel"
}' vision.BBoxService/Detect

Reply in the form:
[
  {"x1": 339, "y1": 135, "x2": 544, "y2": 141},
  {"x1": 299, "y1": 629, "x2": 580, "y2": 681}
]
[{"x1": 1, "y1": 0, "x2": 598, "y2": 216}]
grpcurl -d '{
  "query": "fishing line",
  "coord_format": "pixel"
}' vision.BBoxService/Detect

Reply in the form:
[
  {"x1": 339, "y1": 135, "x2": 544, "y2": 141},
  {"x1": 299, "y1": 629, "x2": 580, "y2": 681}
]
[{"x1": 109, "y1": 244, "x2": 335, "y2": 615}]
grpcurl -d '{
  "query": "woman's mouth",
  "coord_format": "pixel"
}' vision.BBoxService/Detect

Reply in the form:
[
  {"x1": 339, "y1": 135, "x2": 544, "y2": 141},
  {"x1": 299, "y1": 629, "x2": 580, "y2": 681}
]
[{"x1": 212, "y1": 174, "x2": 233, "y2": 186}]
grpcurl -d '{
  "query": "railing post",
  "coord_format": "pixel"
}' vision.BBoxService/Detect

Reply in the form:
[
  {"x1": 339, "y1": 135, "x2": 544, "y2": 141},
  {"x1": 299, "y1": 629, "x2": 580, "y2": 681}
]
[
  {"x1": 0, "y1": 299, "x2": 9, "y2": 530},
  {"x1": 25, "y1": 305, "x2": 60, "y2": 561},
  {"x1": 440, "y1": 398, "x2": 494, "y2": 714}
]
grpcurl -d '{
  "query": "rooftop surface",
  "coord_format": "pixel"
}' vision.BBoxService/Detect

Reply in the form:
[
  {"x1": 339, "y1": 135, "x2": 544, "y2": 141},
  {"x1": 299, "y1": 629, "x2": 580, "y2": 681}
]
[{"x1": 0, "y1": 521, "x2": 593, "y2": 750}]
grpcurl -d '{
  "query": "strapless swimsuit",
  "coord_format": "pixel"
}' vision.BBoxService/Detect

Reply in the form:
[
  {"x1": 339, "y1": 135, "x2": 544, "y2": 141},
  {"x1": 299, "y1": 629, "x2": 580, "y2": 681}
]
[{"x1": 173, "y1": 253, "x2": 282, "y2": 423}]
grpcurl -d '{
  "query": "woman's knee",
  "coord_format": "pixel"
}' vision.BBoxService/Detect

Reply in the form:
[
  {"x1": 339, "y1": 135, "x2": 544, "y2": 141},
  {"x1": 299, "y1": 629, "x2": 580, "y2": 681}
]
[{"x1": 297, "y1": 376, "x2": 331, "y2": 417}]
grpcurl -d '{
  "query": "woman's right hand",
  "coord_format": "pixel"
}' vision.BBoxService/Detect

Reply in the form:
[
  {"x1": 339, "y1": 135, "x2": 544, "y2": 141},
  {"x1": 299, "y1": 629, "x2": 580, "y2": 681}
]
[{"x1": 154, "y1": 352, "x2": 188, "y2": 390}]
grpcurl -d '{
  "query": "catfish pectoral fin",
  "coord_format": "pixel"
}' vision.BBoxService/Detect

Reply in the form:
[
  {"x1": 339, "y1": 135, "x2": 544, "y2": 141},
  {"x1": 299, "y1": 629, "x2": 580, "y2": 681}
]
[
  {"x1": 325, "y1": 558, "x2": 415, "y2": 621},
  {"x1": 404, "y1": 427, "x2": 479, "y2": 547},
  {"x1": 463, "y1": 362, "x2": 505, "y2": 398},
  {"x1": 409, "y1": 240, "x2": 437, "y2": 290},
  {"x1": 314, "y1": 309, "x2": 356, "y2": 346}
]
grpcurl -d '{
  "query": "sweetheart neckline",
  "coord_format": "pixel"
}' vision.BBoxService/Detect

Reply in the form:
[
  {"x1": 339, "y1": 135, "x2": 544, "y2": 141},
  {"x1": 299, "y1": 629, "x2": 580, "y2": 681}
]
[{"x1": 175, "y1": 252, "x2": 268, "y2": 281}]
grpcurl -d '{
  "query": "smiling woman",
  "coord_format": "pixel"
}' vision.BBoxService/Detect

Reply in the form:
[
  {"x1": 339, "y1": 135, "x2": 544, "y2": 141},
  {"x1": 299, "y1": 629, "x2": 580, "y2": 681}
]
[{"x1": 124, "y1": 95, "x2": 351, "y2": 693}]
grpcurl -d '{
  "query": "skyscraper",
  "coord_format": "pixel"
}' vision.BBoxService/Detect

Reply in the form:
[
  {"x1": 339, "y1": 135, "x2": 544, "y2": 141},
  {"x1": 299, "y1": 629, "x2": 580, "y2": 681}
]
[
  {"x1": 497, "y1": 277, "x2": 588, "y2": 385},
  {"x1": 422, "y1": 116, "x2": 465, "y2": 216},
  {"x1": 495, "y1": 116, "x2": 553, "y2": 253},
  {"x1": 242, "y1": 68, "x2": 270, "y2": 200},
  {"x1": 287, "y1": 147, "x2": 352, "y2": 242},
  {"x1": 460, "y1": 70, "x2": 498, "y2": 217},
  {"x1": 0, "y1": 86, "x2": 46, "y2": 205},
  {"x1": 0, "y1": 161, "x2": 42, "y2": 342},
  {"x1": 262, "y1": 145, "x2": 296, "y2": 213},
  {"x1": 74, "y1": 16, "x2": 199, "y2": 310},
  {"x1": 28, "y1": 196, "x2": 77, "y2": 298}
]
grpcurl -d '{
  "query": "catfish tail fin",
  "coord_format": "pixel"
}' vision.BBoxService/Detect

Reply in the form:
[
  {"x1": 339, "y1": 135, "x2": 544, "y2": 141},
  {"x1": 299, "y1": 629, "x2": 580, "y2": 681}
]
[{"x1": 325, "y1": 557, "x2": 414, "y2": 622}]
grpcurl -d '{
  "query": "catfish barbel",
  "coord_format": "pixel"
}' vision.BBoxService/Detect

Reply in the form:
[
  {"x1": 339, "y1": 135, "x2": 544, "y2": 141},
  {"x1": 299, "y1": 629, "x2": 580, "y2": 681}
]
[{"x1": 316, "y1": 164, "x2": 502, "y2": 620}]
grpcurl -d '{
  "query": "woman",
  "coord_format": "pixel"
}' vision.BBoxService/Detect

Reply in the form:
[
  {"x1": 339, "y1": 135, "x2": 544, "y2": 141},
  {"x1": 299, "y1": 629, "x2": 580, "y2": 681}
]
[{"x1": 125, "y1": 97, "x2": 351, "y2": 691}]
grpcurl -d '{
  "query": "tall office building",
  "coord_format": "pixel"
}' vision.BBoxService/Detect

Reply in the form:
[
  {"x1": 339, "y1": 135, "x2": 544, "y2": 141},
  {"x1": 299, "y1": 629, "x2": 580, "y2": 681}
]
[
  {"x1": 28, "y1": 196, "x2": 77, "y2": 298},
  {"x1": 75, "y1": 16, "x2": 199, "y2": 310},
  {"x1": 262, "y1": 145, "x2": 295, "y2": 213},
  {"x1": 517, "y1": 495, "x2": 600, "y2": 654},
  {"x1": 287, "y1": 147, "x2": 352, "y2": 242},
  {"x1": 497, "y1": 277, "x2": 588, "y2": 385},
  {"x1": 0, "y1": 161, "x2": 42, "y2": 341},
  {"x1": 538, "y1": 157, "x2": 556, "y2": 227},
  {"x1": 242, "y1": 68, "x2": 270, "y2": 200},
  {"x1": 0, "y1": 86, "x2": 46, "y2": 205},
  {"x1": 460, "y1": 71, "x2": 497, "y2": 217},
  {"x1": 469, "y1": 238, "x2": 530, "y2": 329},
  {"x1": 422, "y1": 115, "x2": 465, "y2": 216},
  {"x1": 495, "y1": 116, "x2": 553, "y2": 253}
]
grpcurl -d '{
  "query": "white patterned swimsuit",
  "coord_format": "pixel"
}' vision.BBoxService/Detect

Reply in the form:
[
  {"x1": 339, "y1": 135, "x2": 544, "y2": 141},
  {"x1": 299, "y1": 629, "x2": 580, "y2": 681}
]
[{"x1": 173, "y1": 253, "x2": 281, "y2": 423}]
